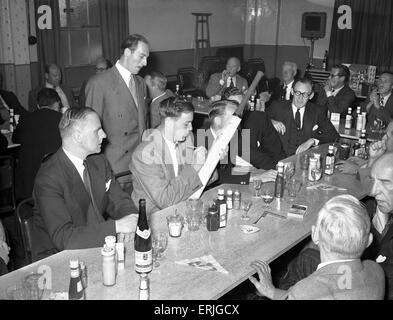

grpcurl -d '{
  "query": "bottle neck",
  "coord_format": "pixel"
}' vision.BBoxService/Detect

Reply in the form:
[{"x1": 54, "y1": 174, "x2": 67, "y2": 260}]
[{"x1": 70, "y1": 267, "x2": 80, "y2": 278}]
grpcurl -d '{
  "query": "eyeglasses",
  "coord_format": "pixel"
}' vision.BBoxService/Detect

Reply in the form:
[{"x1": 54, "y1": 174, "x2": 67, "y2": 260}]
[
  {"x1": 293, "y1": 90, "x2": 312, "y2": 99},
  {"x1": 329, "y1": 73, "x2": 343, "y2": 78}
]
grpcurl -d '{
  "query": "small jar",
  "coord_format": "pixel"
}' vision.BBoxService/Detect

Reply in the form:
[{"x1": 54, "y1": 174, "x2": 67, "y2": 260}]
[
  {"x1": 105, "y1": 235, "x2": 117, "y2": 274},
  {"x1": 226, "y1": 189, "x2": 233, "y2": 210},
  {"x1": 167, "y1": 214, "x2": 183, "y2": 237},
  {"x1": 206, "y1": 205, "x2": 220, "y2": 231},
  {"x1": 101, "y1": 245, "x2": 116, "y2": 286},
  {"x1": 233, "y1": 190, "x2": 241, "y2": 210}
]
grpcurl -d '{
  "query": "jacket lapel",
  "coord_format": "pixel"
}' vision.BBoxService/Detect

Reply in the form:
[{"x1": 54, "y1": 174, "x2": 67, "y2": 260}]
[
  {"x1": 85, "y1": 157, "x2": 105, "y2": 215},
  {"x1": 302, "y1": 103, "x2": 315, "y2": 136},
  {"x1": 111, "y1": 67, "x2": 139, "y2": 114}
]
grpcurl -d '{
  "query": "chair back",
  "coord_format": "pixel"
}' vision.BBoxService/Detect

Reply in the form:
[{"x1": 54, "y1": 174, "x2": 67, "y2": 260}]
[
  {"x1": 15, "y1": 197, "x2": 35, "y2": 265},
  {"x1": 177, "y1": 67, "x2": 197, "y2": 94}
]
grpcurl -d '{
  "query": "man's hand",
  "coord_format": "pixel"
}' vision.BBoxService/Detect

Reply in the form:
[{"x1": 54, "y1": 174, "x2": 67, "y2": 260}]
[
  {"x1": 369, "y1": 91, "x2": 380, "y2": 109},
  {"x1": 259, "y1": 169, "x2": 277, "y2": 183},
  {"x1": 221, "y1": 70, "x2": 229, "y2": 82},
  {"x1": 335, "y1": 160, "x2": 359, "y2": 174},
  {"x1": 192, "y1": 146, "x2": 207, "y2": 172},
  {"x1": 115, "y1": 214, "x2": 138, "y2": 234},
  {"x1": 259, "y1": 91, "x2": 271, "y2": 103},
  {"x1": 295, "y1": 138, "x2": 315, "y2": 155},
  {"x1": 248, "y1": 260, "x2": 276, "y2": 299},
  {"x1": 0, "y1": 241, "x2": 10, "y2": 265},
  {"x1": 369, "y1": 140, "x2": 386, "y2": 161},
  {"x1": 271, "y1": 120, "x2": 286, "y2": 135},
  {"x1": 324, "y1": 81, "x2": 333, "y2": 95}
]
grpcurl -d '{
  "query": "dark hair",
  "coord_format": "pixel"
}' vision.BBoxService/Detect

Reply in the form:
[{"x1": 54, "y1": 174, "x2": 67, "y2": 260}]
[
  {"x1": 37, "y1": 88, "x2": 61, "y2": 108},
  {"x1": 208, "y1": 100, "x2": 238, "y2": 122},
  {"x1": 147, "y1": 71, "x2": 167, "y2": 91},
  {"x1": 159, "y1": 97, "x2": 194, "y2": 120},
  {"x1": 121, "y1": 34, "x2": 149, "y2": 54},
  {"x1": 380, "y1": 71, "x2": 393, "y2": 79},
  {"x1": 59, "y1": 107, "x2": 97, "y2": 138},
  {"x1": 294, "y1": 78, "x2": 314, "y2": 92},
  {"x1": 332, "y1": 64, "x2": 350, "y2": 82},
  {"x1": 222, "y1": 87, "x2": 242, "y2": 99},
  {"x1": 44, "y1": 64, "x2": 60, "y2": 74}
]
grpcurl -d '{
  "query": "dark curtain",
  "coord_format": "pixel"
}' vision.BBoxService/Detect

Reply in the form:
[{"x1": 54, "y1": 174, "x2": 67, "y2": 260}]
[
  {"x1": 99, "y1": 0, "x2": 129, "y2": 64},
  {"x1": 329, "y1": 0, "x2": 393, "y2": 71},
  {"x1": 34, "y1": 0, "x2": 61, "y2": 87}
]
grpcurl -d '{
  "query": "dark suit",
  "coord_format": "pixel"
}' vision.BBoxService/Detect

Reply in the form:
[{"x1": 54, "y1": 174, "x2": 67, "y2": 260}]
[
  {"x1": 32, "y1": 149, "x2": 137, "y2": 260},
  {"x1": 360, "y1": 95, "x2": 393, "y2": 126},
  {"x1": 241, "y1": 110, "x2": 286, "y2": 169},
  {"x1": 149, "y1": 89, "x2": 174, "y2": 128},
  {"x1": 205, "y1": 73, "x2": 248, "y2": 98},
  {"x1": 12, "y1": 108, "x2": 62, "y2": 199},
  {"x1": 0, "y1": 89, "x2": 28, "y2": 117},
  {"x1": 85, "y1": 66, "x2": 147, "y2": 183},
  {"x1": 28, "y1": 85, "x2": 75, "y2": 112},
  {"x1": 313, "y1": 83, "x2": 356, "y2": 115},
  {"x1": 267, "y1": 101, "x2": 340, "y2": 156}
]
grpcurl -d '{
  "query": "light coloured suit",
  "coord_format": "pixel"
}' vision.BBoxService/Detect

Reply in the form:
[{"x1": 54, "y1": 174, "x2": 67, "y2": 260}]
[
  {"x1": 130, "y1": 129, "x2": 203, "y2": 215},
  {"x1": 149, "y1": 89, "x2": 174, "y2": 128},
  {"x1": 85, "y1": 66, "x2": 147, "y2": 183},
  {"x1": 205, "y1": 73, "x2": 248, "y2": 98},
  {"x1": 286, "y1": 260, "x2": 385, "y2": 300}
]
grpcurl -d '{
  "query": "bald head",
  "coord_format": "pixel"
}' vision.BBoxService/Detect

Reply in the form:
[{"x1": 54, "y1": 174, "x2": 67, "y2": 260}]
[
  {"x1": 45, "y1": 64, "x2": 61, "y2": 87},
  {"x1": 378, "y1": 72, "x2": 393, "y2": 96},
  {"x1": 370, "y1": 152, "x2": 393, "y2": 214},
  {"x1": 226, "y1": 57, "x2": 241, "y2": 77}
]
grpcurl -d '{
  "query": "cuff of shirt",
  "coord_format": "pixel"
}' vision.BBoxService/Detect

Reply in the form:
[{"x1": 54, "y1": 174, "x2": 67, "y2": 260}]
[
  {"x1": 219, "y1": 79, "x2": 225, "y2": 86},
  {"x1": 313, "y1": 139, "x2": 319, "y2": 146},
  {"x1": 326, "y1": 91, "x2": 333, "y2": 98}
]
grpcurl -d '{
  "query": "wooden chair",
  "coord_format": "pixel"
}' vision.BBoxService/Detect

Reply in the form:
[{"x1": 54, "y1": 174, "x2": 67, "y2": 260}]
[
  {"x1": 177, "y1": 67, "x2": 198, "y2": 95},
  {"x1": 15, "y1": 197, "x2": 35, "y2": 265}
]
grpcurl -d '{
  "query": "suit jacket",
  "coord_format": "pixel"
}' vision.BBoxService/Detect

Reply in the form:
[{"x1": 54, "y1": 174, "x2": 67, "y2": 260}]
[
  {"x1": 241, "y1": 110, "x2": 286, "y2": 169},
  {"x1": 32, "y1": 148, "x2": 137, "y2": 260},
  {"x1": 267, "y1": 101, "x2": 340, "y2": 156},
  {"x1": 28, "y1": 85, "x2": 75, "y2": 112},
  {"x1": 205, "y1": 73, "x2": 248, "y2": 98},
  {"x1": 286, "y1": 260, "x2": 385, "y2": 300},
  {"x1": 0, "y1": 132, "x2": 7, "y2": 155},
  {"x1": 360, "y1": 95, "x2": 393, "y2": 126},
  {"x1": 0, "y1": 89, "x2": 28, "y2": 117},
  {"x1": 12, "y1": 108, "x2": 62, "y2": 199},
  {"x1": 149, "y1": 89, "x2": 174, "y2": 128},
  {"x1": 314, "y1": 83, "x2": 356, "y2": 115},
  {"x1": 85, "y1": 66, "x2": 148, "y2": 182},
  {"x1": 130, "y1": 129, "x2": 203, "y2": 215}
]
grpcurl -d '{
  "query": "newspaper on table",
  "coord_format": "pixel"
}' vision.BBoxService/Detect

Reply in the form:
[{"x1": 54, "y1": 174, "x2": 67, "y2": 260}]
[
  {"x1": 190, "y1": 115, "x2": 242, "y2": 199},
  {"x1": 175, "y1": 254, "x2": 229, "y2": 274}
]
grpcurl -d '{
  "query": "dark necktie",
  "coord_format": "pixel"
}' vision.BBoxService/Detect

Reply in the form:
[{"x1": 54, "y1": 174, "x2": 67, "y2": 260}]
[
  {"x1": 83, "y1": 161, "x2": 101, "y2": 221},
  {"x1": 380, "y1": 96, "x2": 385, "y2": 108},
  {"x1": 295, "y1": 108, "x2": 301, "y2": 129},
  {"x1": 229, "y1": 77, "x2": 234, "y2": 88},
  {"x1": 381, "y1": 215, "x2": 393, "y2": 238},
  {"x1": 281, "y1": 85, "x2": 287, "y2": 101},
  {"x1": 129, "y1": 75, "x2": 138, "y2": 107}
]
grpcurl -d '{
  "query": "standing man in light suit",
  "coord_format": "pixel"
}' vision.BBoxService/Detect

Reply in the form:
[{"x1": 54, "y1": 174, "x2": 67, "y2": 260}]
[{"x1": 85, "y1": 34, "x2": 150, "y2": 193}]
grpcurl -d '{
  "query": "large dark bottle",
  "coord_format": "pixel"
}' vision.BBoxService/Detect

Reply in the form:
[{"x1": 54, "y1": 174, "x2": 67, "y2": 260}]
[
  {"x1": 68, "y1": 259, "x2": 84, "y2": 300},
  {"x1": 274, "y1": 162, "x2": 285, "y2": 198},
  {"x1": 322, "y1": 50, "x2": 328, "y2": 71},
  {"x1": 134, "y1": 199, "x2": 152, "y2": 274}
]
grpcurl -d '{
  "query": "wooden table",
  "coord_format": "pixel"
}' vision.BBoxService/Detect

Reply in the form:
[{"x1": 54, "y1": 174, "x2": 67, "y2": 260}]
[
  {"x1": 0, "y1": 144, "x2": 367, "y2": 300},
  {"x1": 337, "y1": 120, "x2": 382, "y2": 142}
]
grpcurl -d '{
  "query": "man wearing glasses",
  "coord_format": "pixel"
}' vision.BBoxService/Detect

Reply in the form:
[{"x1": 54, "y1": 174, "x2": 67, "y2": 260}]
[
  {"x1": 267, "y1": 78, "x2": 339, "y2": 156},
  {"x1": 314, "y1": 64, "x2": 356, "y2": 115}
]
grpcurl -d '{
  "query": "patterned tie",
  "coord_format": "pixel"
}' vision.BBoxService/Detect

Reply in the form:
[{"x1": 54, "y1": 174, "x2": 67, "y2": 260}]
[
  {"x1": 281, "y1": 85, "x2": 287, "y2": 101},
  {"x1": 295, "y1": 108, "x2": 301, "y2": 129},
  {"x1": 129, "y1": 75, "x2": 138, "y2": 107},
  {"x1": 229, "y1": 77, "x2": 235, "y2": 88},
  {"x1": 381, "y1": 214, "x2": 393, "y2": 238},
  {"x1": 380, "y1": 96, "x2": 385, "y2": 108},
  {"x1": 83, "y1": 161, "x2": 102, "y2": 222}
]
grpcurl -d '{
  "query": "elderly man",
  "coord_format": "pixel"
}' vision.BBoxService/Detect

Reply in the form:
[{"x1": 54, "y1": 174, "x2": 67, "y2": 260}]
[
  {"x1": 249, "y1": 195, "x2": 385, "y2": 300},
  {"x1": 130, "y1": 98, "x2": 209, "y2": 215},
  {"x1": 32, "y1": 107, "x2": 138, "y2": 260},
  {"x1": 267, "y1": 78, "x2": 339, "y2": 156},
  {"x1": 313, "y1": 64, "x2": 356, "y2": 116},
  {"x1": 145, "y1": 71, "x2": 174, "y2": 128},
  {"x1": 361, "y1": 72, "x2": 393, "y2": 127},
  {"x1": 28, "y1": 64, "x2": 75, "y2": 112},
  {"x1": 85, "y1": 34, "x2": 149, "y2": 192},
  {"x1": 205, "y1": 57, "x2": 248, "y2": 99}
]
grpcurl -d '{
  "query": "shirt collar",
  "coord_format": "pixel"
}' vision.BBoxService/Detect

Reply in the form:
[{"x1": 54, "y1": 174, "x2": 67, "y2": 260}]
[
  {"x1": 45, "y1": 82, "x2": 56, "y2": 89},
  {"x1": 332, "y1": 85, "x2": 344, "y2": 95},
  {"x1": 284, "y1": 80, "x2": 294, "y2": 88},
  {"x1": 151, "y1": 91, "x2": 166, "y2": 104},
  {"x1": 162, "y1": 135, "x2": 177, "y2": 150},
  {"x1": 62, "y1": 147, "x2": 85, "y2": 169},
  {"x1": 382, "y1": 92, "x2": 392, "y2": 102},
  {"x1": 292, "y1": 104, "x2": 305, "y2": 115},
  {"x1": 116, "y1": 60, "x2": 132, "y2": 86},
  {"x1": 317, "y1": 258, "x2": 358, "y2": 270},
  {"x1": 210, "y1": 128, "x2": 218, "y2": 140}
]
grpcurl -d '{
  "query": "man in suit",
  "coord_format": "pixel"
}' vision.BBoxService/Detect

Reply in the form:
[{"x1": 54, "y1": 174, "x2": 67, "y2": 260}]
[
  {"x1": 205, "y1": 57, "x2": 248, "y2": 99},
  {"x1": 259, "y1": 61, "x2": 298, "y2": 106},
  {"x1": 28, "y1": 64, "x2": 75, "y2": 113},
  {"x1": 249, "y1": 195, "x2": 385, "y2": 300},
  {"x1": 361, "y1": 72, "x2": 393, "y2": 127},
  {"x1": 145, "y1": 71, "x2": 174, "y2": 128},
  {"x1": 267, "y1": 78, "x2": 339, "y2": 156},
  {"x1": 32, "y1": 107, "x2": 138, "y2": 260},
  {"x1": 313, "y1": 64, "x2": 356, "y2": 116},
  {"x1": 13, "y1": 88, "x2": 62, "y2": 200},
  {"x1": 85, "y1": 34, "x2": 149, "y2": 192},
  {"x1": 130, "y1": 98, "x2": 206, "y2": 215},
  {"x1": 79, "y1": 57, "x2": 112, "y2": 108}
]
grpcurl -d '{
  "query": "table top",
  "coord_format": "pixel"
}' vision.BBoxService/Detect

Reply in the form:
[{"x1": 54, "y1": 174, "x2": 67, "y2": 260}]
[
  {"x1": 337, "y1": 120, "x2": 382, "y2": 142},
  {"x1": 0, "y1": 144, "x2": 367, "y2": 300},
  {"x1": 192, "y1": 97, "x2": 212, "y2": 116}
]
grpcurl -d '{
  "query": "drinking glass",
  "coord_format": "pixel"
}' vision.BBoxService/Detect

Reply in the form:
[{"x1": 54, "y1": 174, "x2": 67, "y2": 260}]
[
  {"x1": 311, "y1": 167, "x2": 322, "y2": 184},
  {"x1": 261, "y1": 182, "x2": 275, "y2": 208},
  {"x1": 152, "y1": 232, "x2": 168, "y2": 268},
  {"x1": 284, "y1": 161, "x2": 295, "y2": 180},
  {"x1": 22, "y1": 273, "x2": 45, "y2": 300},
  {"x1": 240, "y1": 200, "x2": 252, "y2": 221},
  {"x1": 253, "y1": 179, "x2": 262, "y2": 198},
  {"x1": 299, "y1": 154, "x2": 310, "y2": 171},
  {"x1": 6, "y1": 284, "x2": 26, "y2": 300},
  {"x1": 287, "y1": 178, "x2": 301, "y2": 199}
]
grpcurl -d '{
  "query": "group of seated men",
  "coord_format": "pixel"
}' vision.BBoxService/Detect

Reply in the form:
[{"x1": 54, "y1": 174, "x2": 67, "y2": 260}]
[{"x1": 1, "y1": 33, "x2": 393, "y2": 300}]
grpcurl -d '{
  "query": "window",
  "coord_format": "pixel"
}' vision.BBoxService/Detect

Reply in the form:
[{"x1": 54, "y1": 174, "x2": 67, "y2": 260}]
[{"x1": 59, "y1": 0, "x2": 102, "y2": 67}]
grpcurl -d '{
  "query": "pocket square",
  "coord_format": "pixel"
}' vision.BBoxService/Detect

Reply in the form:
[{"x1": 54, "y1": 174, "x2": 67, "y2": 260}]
[
  {"x1": 312, "y1": 124, "x2": 319, "y2": 131},
  {"x1": 376, "y1": 255, "x2": 386, "y2": 263},
  {"x1": 105, "y1": 179, "x2": 111, "y2": 192}
]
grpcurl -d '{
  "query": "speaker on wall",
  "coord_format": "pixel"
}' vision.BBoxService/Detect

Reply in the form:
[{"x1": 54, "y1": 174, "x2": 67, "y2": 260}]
[{"x1": 301, "y1": 12, "x2": 327, "y2": 39}]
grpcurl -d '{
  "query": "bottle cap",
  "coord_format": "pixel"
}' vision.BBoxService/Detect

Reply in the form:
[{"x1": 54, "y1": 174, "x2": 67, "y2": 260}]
[
  {"x1": 79, "y1": 261, "x2": 85, "y2": 269},
  {"x1": 105, "y1": 235, "x2": 116, "y2": 246},
  {"x1": 234, "y1": 190, "x2": 240, "y2": 195},
  {"x1": 101, "y1": 245, "x2": 115, "y2": 256},
  {"x1": 226, "y1": 189, "x2": 233, "y2": 195},
  {"x1": 361, "y1": 129, "x2": 366, "y2": 133},
  {"x1": 139, "y1": 199, "x2": 146, "y2": 205},
  {"x1": 277, "y1": 161, "x2": 284, "y2": 167},
  {"x1": 328, "y1": 145, "x2": 334, "y2": 151},
  {"x1": 70, "y1": 259, "x2": 79, "y2": 268},
  {"x1": 313, "y1": 153, "x2": 321, "y2": 158},
  {"x1": 309, "y1": 157, "x2": 317, "y2": 163},
  {"x1": 218, "y1": 188, "x2": 225, "y2": 195}
]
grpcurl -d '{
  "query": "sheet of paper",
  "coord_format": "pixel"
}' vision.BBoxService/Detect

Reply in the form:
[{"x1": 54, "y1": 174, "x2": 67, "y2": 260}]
[
  {"x1": 175, "y1": 255, "x2": 229, "y2": 274},
  {"x1": 235, "y1": 155, "x2": 252, "y2": 167},
  {"x1": 190, "y1": 115, "x2": 241, "y2": 199}
]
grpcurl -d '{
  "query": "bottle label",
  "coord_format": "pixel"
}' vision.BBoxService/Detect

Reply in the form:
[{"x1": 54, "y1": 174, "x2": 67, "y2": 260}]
[
  {"x1": 77, "y1": 281, "x2": 83, "y2": 293},
  {"x1": 325, "y1": 155, "x2": 335, "y2": 175},
  {"x1": 139, "y1": 289, "x2": 149, "y2": 300},
  {"x1": 136, "y1": 227, "x2": 151, "y2": 240},
  {"x1": 219, "y1": 204, "x2": 227, "y2": 227},
  {"x1": 345, "y1": 115, "x2": 352, "y2": 129},
  {"x1": 135, "y1": 250, "x2": 153, "y2": 273}
]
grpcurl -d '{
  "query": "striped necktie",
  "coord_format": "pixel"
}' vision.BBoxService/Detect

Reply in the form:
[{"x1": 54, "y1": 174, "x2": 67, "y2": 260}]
[{"x1": 128, "y1": 75, "x2": 138, "y2": 107}]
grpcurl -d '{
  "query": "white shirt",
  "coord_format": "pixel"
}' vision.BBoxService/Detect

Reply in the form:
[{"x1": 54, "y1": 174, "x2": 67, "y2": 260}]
[
  {"x1": 317, "y1": 259, "x2": 357, "y2": 270},
  {"x1": 226, "y1": 76, "x2": 236, "y2": 88},
  {"x1": 162, "y1": 136, "x2": 179, "y2": 177},
  {"x1": 284, "y1": 80, "x2": 294, "y2": 100},
  {"x1": 291, "y1": 104, "x2": 306, "y2": 128},
  {"x1": 326, "y1": 85, "x2": 344, "y2": 98},
  {"x1": 151, "y1": 92, "x2": 166, "y2": 104},
  {"x1": 381, "y1": 93, "x2": 391, "y2": 107},
  {"x1": 46, "y1": 82, "x2": 69, "y2": 108},
  {"x1": 372, "y1": 207, "x2": 390, "y2": 234},
  {"x1": 63, "y1": 147, "x2": 85, "y2": 182},
  {"x1": 115, "y1": 60, "x2": 131, "y2": 88}
]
